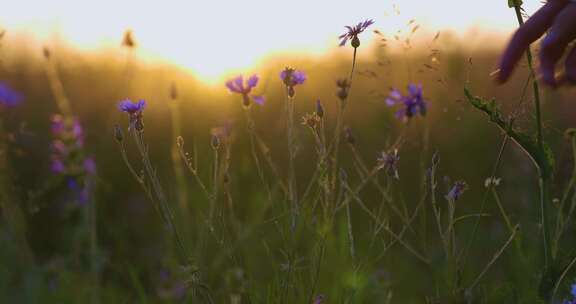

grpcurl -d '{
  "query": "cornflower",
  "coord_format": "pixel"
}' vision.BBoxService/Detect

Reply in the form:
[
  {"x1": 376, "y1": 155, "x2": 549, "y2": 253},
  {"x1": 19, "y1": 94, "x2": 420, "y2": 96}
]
[{"x1": 225, "y1": 74, "x2": 264, "y2": 108}]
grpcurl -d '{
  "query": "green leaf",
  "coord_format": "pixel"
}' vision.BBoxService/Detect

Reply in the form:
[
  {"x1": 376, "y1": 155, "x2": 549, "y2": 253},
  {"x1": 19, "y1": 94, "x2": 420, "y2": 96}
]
[{"x1": 464, "y1": 87, "x2": 554, "y2": 179}]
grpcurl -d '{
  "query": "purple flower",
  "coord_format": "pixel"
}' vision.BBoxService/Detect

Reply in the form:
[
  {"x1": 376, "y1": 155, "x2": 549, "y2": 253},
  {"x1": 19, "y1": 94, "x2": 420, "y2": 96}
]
[
  {"x1": 336, "y1": 78, "x2": 351, "y2": 100},
  {"x1": 225, "y1": 74, "x2": 264, "y2": 107},
  {"x1": 50, "y1": 158, "x2": 66, "y2": 174},
  {"x1": 339, "y1": 19, "x2": 374, "y2": 47},
  {"x1": 51, "y1": 115, "x2": 65, "y2": 134},
  {"x1": 314, "y1": 294, "x2": 325, "y2": 304},
  {"x1": 280, "y1": 68, "x2": 306, "y2": 86},
  {"x1": 280, "y1": 67, "x2": 306, "y2": 98},
  {"x1": 0, "y1": 82, "x2": 23, "y2": 107},
  {"x1": 446, "y1": 181, "x2": 467, "y2": 201},
  {"x1": 385, "y1": 83, "x2": 427, "y2": 121},
  {"x1": 51, "y1": 140, "x2": 67, "y2": 154},
  {"x1": 84, "y1": 157, "x2": 97, "y2": 175},
  {"x1": 119, "y1": 99, "x2": 146, "y2": 114},
  {"x1": 377, "y1": 149, "x2": 400, "y2": 179}
]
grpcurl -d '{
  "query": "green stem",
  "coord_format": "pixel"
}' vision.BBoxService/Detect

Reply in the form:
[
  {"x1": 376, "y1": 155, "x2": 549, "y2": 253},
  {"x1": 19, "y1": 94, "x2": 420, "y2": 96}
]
[
  {"x1": 285, "y1": 91, "x2": 298, "y2": 230},
  {"x1": 169, "y1": 101, "x2": 189, "y2": 221},
  {"x1": 512, "y1": 0, "x2": 552, "y2": 269}
]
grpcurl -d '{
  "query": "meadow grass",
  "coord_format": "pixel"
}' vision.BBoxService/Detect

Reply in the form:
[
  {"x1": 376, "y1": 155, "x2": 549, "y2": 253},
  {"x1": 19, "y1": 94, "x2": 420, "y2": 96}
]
[{"x1": 2, "y1": 3, "x2": 576, "y2": 303}]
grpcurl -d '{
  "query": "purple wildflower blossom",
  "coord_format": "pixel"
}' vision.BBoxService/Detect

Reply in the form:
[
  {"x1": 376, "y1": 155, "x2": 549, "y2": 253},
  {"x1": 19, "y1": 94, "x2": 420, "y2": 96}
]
[
  {"x1": 280, "y1": 67, "x2": 306, "y2": 98},
  {"x1": 119, "y1": 99, "x2": 146, "y2": 114},
  {"x1": 225, "y1": 74, "x2": 264, "y2": 107},
  {"x1": 446, "y1": 181, "x2": 467, "y2": 201},
  {"x1": 314, "y1": 294, "x2": 325, "y2": 304},
  {"x1": 84, "y1": 157, "x2": 97, "y2": 175},
  {"x1": 51, "y1": 115, "x2": 65, "y2": 134},
  {"x1": 563, "y1": 283, "x2": 576, "y2": 304},
  {"x1": 385, "y1": 83, "x2": 427, "y2": 121},
  {"x1": 0, "y1": 82, "x2": 23, "y2": 107},
  {"x1": 339, "y1": 19, "x2": 374, "y2": 47},
  {"x1": 280, "y1": 68, "x2": 306, "y2": 86},
  {"x1": 50, "y1": 158, "x2": 66, "y2": 174}
]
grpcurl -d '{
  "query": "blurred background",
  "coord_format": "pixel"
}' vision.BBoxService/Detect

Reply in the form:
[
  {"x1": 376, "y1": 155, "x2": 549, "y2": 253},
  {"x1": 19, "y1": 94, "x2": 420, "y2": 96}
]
[{"x1": 2, "y1": 0, "x2": 576, "y2": 303}]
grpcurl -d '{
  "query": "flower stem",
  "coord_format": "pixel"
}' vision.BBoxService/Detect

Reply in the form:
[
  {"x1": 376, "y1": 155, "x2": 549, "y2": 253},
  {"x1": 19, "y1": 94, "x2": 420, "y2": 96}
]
[
  {"x1": 169, "y1": 100, "x2": 189, "y2": 222},
  {"x1": 511, "y1": 1, "x2": 552, "y2": 269},
  {"x1": 285, "y1": 92, "x2": 298, "y2": 230}
]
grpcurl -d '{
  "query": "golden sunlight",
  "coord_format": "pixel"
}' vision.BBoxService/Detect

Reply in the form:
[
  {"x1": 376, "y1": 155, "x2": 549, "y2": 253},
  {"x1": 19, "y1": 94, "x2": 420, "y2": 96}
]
[{"x1": 1, "y1": 0, "x2": 542, "y2": 83}]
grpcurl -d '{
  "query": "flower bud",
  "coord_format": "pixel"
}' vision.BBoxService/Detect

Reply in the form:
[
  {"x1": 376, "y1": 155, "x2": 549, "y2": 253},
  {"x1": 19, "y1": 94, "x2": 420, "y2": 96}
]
[
  {"x1": 288, "y1": 87, "x2": 295, "y2": 98},
  {"x1": 315, "y1": 99, "x2": 324, "y2": 118},
  {"x1": 170, "y1": 82, "x2": 178, "y2": 100},
  {"x1": 113, "y1": 124, "x2": 124, "y2": 143},
  {"x1": 242, "y1": 94, "x2": 251, "y2": 108},
  {"x1": 351, "y1": 36, "x2": 361, "y2": 48},
  {"x1": 43, "y1": 46, "x2": 51, "y2": 59},
  {"x1": 176, "y1": 136, "x2": 184, "y2": 148}
]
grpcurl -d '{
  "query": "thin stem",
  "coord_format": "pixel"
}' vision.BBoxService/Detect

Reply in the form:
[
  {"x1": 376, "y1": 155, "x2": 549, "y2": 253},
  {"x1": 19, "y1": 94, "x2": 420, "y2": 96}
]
[
  {"x1": 177, "y1": 141, "x2": 212, "y2": 200},
  {"x1": 169, "y1": 101, "x2": 189, "y2": 219},
  {"x1": 467, "y1": 225, "x2": 519, "y2": 291},
  {"x1": 285, "y1": 91, "x2": 298, "y2": 230},
  {"x1": 459, "y1": 135, "x2": 509, "y2": 266},
  {"x1": 132, "y1": 130, "x2": 190, "y2": 264},
  {"x1": 345, "y1": 196, "x2": 356, "y2": 261},
  {"x1": 244, "y1": 108, "x2": 272, "y2": 201}
]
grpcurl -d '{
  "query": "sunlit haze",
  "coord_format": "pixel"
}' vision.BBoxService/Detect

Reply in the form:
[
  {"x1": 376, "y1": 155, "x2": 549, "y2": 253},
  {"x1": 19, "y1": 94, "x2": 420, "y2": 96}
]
[{"x1": 1, "y1": 0, "x2": 541, "y2": 83}]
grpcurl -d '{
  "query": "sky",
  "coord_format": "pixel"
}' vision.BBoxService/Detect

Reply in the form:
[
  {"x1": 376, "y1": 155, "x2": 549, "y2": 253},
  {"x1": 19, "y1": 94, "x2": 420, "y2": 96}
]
[{"x1": 0, "y1": 0, "x2": 542, "y2": 82}]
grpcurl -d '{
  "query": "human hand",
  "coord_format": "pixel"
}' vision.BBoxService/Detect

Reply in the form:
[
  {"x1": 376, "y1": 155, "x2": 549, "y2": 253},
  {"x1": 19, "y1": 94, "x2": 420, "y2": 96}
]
[{"x1": 498, "y1": 0, "x2": 576, "y2": 87}]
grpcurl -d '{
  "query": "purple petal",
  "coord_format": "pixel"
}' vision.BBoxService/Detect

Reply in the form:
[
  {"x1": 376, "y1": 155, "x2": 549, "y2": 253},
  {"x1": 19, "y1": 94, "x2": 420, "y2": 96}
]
[
  {"x1": 252, "y1": 95, "x2": 265, "y2": 105},
  {"x1": 385, "y1": 97, "x2": 397, "y2": 106},
  {"x1": 84, "y1": 157, "x2": 97, "y2": 175},
  {"x1": 408, "y1": 83, "x2": 421, "y2": 97},
  {"x1": 0, "y1": 82, "x2": 23, "y2": 107},
  {"x1": 395, "y1": 109, "x2": 406, "y2": 120},
  {"x1": 247, "y1": 74, "x2": 259, "y2": 90},
  {"x1": 233, "y1": 75, "x2": 244, "y2": 91},
  {"x1": 51, "y1": 159, "x2": 66, "y2": 173},
  {"x1": 279, "y1": 70, "x2": 288, "y2": 82},
  {"x1": 226, "y1": 80, "x2": 242, "y2": 93},
  {"x1": 293, "y1": 71, "x2": 307, "y2": 85}
]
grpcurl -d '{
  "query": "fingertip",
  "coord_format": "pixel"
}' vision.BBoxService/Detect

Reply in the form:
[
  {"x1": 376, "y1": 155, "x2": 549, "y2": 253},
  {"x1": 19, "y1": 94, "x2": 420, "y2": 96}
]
[{"x1": 540, "y1": 70, "x2": 558, "y2": 87}]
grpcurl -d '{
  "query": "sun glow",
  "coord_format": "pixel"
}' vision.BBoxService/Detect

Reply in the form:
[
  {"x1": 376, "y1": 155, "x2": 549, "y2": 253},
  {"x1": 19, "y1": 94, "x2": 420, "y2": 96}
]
[{"x1": 1, "y1": 0, "x2": 542, "y2": 83}]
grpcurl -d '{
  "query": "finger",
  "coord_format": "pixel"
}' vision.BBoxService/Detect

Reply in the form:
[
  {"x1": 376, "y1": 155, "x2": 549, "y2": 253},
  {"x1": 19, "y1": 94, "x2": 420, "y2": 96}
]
[
  {"x1": 498, "y1": 0, "x2": 568, "y2": 83},
  {"x1": 564, "y1": 43, "x2": 576, "y2": 84},
  {"x1": 539, "y1": 3, "x2": 576, "y2": 86}
]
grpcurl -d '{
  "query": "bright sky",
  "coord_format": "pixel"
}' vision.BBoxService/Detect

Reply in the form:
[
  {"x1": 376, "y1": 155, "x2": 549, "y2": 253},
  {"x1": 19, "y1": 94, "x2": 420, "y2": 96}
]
[{"x1": 0, "y1": 0, "x2": 541, "y2": 82}]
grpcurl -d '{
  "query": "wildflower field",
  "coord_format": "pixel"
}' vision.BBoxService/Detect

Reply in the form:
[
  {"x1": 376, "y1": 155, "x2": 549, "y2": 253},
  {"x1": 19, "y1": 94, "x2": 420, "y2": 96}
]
[{"x1": 2, "y1": 1, "x2": 576, "y2": 303}]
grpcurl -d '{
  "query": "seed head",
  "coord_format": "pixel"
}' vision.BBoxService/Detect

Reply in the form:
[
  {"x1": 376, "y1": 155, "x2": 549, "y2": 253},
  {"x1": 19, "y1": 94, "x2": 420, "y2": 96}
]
[
  {"x1": 302, "y1": 113, "x2": 320, "y2": 129},
  {"x1": 377, "y1": 149, "x2": 400, "y2": 179}
]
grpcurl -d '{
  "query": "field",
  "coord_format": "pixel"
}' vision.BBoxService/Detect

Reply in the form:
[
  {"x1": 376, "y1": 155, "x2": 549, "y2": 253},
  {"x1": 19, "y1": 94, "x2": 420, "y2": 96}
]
[{"x1": 2, "y1": 3, "x2": 576, "y2": 303}]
